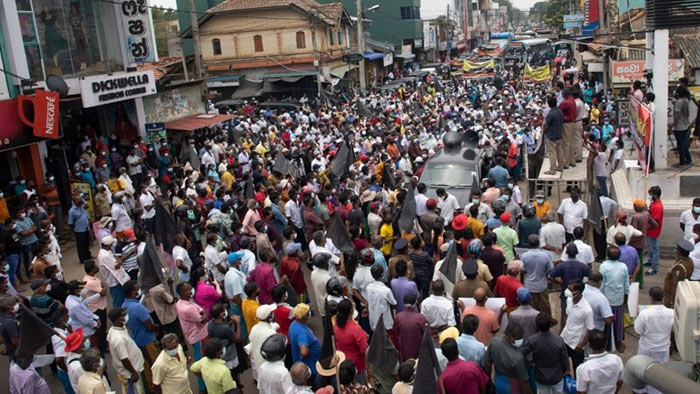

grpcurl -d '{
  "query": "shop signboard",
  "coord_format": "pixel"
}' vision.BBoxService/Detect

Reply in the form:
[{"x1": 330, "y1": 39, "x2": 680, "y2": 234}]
[
  {"x1": 79, "y1": 70, "x2": 157, "y2": 108},
  {"x1": 611, "y1": 60, "x2": 684, "y2": 84},
  {"x1": 119, "y1": 0, "x2": 156, "y2": 63},
  {"x1": 145, "y1": 122, "x2": 166, "y2": 145},
  {"x1": 0, "y1": 98, "x2": 55, "y2": 152},
  {"x1": 383, "y1": 53, "x2": 393, "y2": 67}
]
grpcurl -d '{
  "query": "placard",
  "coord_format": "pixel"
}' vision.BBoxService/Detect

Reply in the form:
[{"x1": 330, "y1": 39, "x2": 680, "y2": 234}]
[
  {"x1": 120, "y1": 0, "x2": 156, "y2": 63},
  {"x1": 79, "y1": 70, "x2": 157, "y2": 108}
]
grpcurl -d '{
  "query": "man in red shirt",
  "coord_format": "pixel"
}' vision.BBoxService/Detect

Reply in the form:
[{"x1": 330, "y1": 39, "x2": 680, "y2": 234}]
[
  {"x1": 558, "y1": 88, "x2": 578, "y2": 168},
  {"x1": 645, "y1": 186, "x2": 664, "y2": 275},
  {"x1": 494, "y1": 261, "x2": 524, "y2": 312},
  {"x1": 438, "y1": 338, "x2": 489, "y2": 394}
]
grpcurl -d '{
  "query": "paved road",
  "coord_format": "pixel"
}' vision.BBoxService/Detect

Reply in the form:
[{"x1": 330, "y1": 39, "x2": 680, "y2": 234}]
[{"x1": 0, "y1": 233, "x2": 680, "y2": 393}]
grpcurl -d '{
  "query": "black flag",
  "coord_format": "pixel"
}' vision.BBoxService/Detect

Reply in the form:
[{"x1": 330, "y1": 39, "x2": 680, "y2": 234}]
[
  {"x1": 326, "y1": 213, "x2": 355, "y2": 255},
  {"x1": 153, "y1": 199, "x2": 180, "y2": 253},
  {"x1": 381, "y1": 162, "x2": 396, "y2": 190},
  {"x1": 439, "y1": 115, "x2": 447, "y2": 130},
  {"x1": 138, "y1": 236, "x2": 168, "y2": 293},
  {"x1": 331, "y1": 142, "x2": 353, "y2": 178},
  {"x1": 284, "y1": 282, "x2": 300, "y2": 307},
  {"x1": 413, "y1": 100, "x2": 423, "y2": 117},
  {"x1": 273, "y1": 152, "x2": 290, "y2": 175},
  {"x1": 439, "y1": 241, "x2": 458, "y2": 285},
  {"x1": 245, "y1": 179, "x2": 255, "y2": 199},
  {"x1": 358, "y1": 100, "x2": 372, "y2": 118},
  {"x1": 16, "y1": 304, "x2": 56, "y2": 369},
  {"x1": 366, "y1": 317, "x2": 399, "y2": 375},
  {"x1": 399, "y1": 184, "x2": 417, "y2": 233},
  {"x1": 471, "y1": 173, "x2": 480, "y2": 196},
  {"x1": 588, "y1": 190, "x2": 605, "y2": 235},
  {"x1": 413, "y1": 326, "x2": 442, "y2": 394}
]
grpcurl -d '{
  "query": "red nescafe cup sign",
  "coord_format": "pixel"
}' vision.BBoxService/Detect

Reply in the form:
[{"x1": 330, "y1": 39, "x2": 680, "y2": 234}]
[{"x1": 17, "y1": 90, "x2": 60, "y2": 139}]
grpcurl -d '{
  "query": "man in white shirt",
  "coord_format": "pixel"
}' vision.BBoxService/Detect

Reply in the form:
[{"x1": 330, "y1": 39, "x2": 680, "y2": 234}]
[
  {"x1": 563, "y1": 226, "x2": 595, "y2": 266},
  {"x1": 575, "y1": 330, "x2": 623, "y2": 394},
  {"x1": 437, "y1": 188, "x2": 460, "y2": 224},
  {"x1": 309, "y1": 254, "x2": 332, "y2": 317},
  {"x1": 107, "y1": 307, "x2": 146, "y2": 394},
  {"x1": 204, "y1": 233, "x2": 228, "y2": 284},
  {"x1": 138, "y1": 183, "x2": 156, "y2": 232},
  {"x1": 680, "y1": 198, "x2": 700, "y2": 241},
  {"x1": 420, "y1": 279, "x2": 456, "y2": 328},
  {"x1": 309, "y1": 231, "x2": 341, "y2": 277},
  {"x1": 366, "y1": 265, "x2": 397, "y2": 330},
  {"x1": 415, "y1": 183, "x2": 429, "y2": 216},
  {"x1": 560, "y1": 279, "x2": 594, "y2": 373},
  {"x1": 540, "y1": 210, "x2": 566, "y2": 254},
  {"x1": 557, "y1": 187, "x2": 588, "y2": 243},
  {"x1": 633, "y1": 286, "x2": 674, "y2": 394},
  {"x1": 351, "y1": 251, "x2": 375, "y2": 307},
  {"x1": 97, "y1": 236, "x2": 130, "y2": 308}
]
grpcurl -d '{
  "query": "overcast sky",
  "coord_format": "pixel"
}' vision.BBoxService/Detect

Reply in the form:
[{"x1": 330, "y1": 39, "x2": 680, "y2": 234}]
[{"x1": 150, "y1": 0, "x2": 540, "y2": 12}]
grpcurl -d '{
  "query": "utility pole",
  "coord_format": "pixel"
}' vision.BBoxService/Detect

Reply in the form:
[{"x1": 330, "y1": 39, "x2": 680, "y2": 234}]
[
  {"x1": 189, "y1": 0, "x2": 204, "y2": 79},
  {"x1": 309, "y1": 11, "x2": 323, "y2": 98},
  {"x1": 598, "y1": 0, "x2": 608, "y2": 90},
  {"x1": 356, "y1": 0, "x2": 366, "y2": 93}
]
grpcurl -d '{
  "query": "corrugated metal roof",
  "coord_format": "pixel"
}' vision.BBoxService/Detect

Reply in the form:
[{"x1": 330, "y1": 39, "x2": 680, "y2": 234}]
[
  {"x1": 165, "y1": 114, "x2": 235, "y2": 131},
  {"x1": 675, "y1": 36, "x2": 700, "y2": 69}
]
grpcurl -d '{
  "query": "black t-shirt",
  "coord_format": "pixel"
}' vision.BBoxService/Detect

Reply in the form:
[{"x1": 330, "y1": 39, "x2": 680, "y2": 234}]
[{"x1": 0, "y1": 228, "x2": 21, "y2": 255}]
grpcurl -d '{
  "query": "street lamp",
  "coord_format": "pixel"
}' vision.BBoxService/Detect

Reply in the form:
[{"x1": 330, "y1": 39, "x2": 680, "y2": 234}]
[{"x1": 357, "y1": 2, "x2": 380, "y2": 94}]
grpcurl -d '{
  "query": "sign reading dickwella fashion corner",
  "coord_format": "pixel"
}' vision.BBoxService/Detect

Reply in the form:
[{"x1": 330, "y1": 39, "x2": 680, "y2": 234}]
[{"x1": 79, "y1": 70, "x2": 157, "y2": 108}]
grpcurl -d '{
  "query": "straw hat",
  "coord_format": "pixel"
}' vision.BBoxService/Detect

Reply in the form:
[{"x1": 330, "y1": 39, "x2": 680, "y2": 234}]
[{"x1": 316, "y1": 350, "x2": 346, "y2": 377}]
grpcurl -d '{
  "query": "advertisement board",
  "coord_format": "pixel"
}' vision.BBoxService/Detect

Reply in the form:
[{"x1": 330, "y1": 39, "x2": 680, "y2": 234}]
[
  {"x1": 611, "y1": 60, "x2": 684, "y2": 84},
  {"x1": 79, "y1": 70, "x2": 157, "y2": 108},
  {"x1": 119, "y1": 0, "x2": 157, "y2": 63}
]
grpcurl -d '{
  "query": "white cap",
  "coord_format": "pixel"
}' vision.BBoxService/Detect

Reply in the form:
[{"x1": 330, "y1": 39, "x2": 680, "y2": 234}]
[
  {"x1": 256, "y1": 304, "x2": 277, "y2": 320},
  {"x1": 101, "y1": 235, "x2": 116, "y2": 246}
]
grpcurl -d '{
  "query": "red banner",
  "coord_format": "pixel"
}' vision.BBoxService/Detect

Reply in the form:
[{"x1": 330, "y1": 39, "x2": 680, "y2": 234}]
[{"x1": 17, "y1": 90, "x2": 60, "y2": 139}]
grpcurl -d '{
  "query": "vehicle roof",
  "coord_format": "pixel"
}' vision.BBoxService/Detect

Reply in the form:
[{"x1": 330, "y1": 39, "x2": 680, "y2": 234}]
[{"x1": 427, "y1": 146, "x2": 481, "y2": 165}]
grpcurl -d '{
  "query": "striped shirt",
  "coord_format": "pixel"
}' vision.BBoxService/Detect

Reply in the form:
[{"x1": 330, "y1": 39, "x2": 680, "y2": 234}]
[
  {"x1": 12, "y1": 217, "x2": 37, "y2": 245},
  {"x1": 114, "y1": 241, "x2": 139, "y2": 273},
  {"x1": 30, "y1": 294, "x2": 61, "y2": 326}
]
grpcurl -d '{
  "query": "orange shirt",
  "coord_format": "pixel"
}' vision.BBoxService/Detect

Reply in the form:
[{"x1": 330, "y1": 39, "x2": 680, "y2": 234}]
[
  {"x1": 462, "y1": 305, "x2": 500, "y2": 346},
  {"x1": 0, "y1": 198, "x2": 9, "y2": 223}
]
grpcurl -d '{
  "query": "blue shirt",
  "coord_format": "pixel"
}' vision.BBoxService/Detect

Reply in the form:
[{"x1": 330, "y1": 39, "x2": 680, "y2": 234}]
[
  {"x1": 548, "y1": 259, "x2": 591, "y2": 299},
  {"x1": 372, "y1": 249, "x2": 388, "y2": 282},
  {"x1": 618, "y1": 245, "x2": 640, "y2": 275},
  {"x1": 390, "y1": 277, "x2": 419, "y2": 313},
  {"x1": 68, "y1": 205, "x2": 90, "y2": 232},
  {"x1": 456, "y1": 333, "x2": 486, "y2": 366},
  {"x1": 599, "y1": 260, "x2": 630, "y2": 307},
  {"x1": 12, "y1": 217, "x2": 38, "y2": 245},
  {"x1": 123, "y1": 298, "x2": 157, "y2": 347},
  {"x1": 65, "y1": 294, "x2": 98, "y2": 336},
  {"x1": 487, "y1": 165, "x2": 509, "y2": 188},
  {"x1": 79, "y1": 170, "x2": 96, "y2": 188},
  {"x1": 289, "y1": 320, "x2": 321, "y2": 373}
]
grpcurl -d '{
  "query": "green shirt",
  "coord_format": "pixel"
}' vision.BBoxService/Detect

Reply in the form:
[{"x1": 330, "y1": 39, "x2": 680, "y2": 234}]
[
  {"x1": 493, "y1": 225, "x2": 519, "y2": 262},
  {"x1": 189, "y1": 357, "x2": 236, "y2": 394}
]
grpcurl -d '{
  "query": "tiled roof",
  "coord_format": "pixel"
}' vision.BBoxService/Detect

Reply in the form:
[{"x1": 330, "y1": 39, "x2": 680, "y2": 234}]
[
  {"x1": 674, "y1": 35, "x2": 700, "y2": 69},
  {"x1": 209, "y1": 0, "x2": 345, "y2": 25}
]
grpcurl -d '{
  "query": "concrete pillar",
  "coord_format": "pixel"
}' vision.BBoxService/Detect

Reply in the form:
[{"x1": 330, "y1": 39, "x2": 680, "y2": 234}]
[{"x1": 652, "y1": 29, "x2": 669, "y2": 169}]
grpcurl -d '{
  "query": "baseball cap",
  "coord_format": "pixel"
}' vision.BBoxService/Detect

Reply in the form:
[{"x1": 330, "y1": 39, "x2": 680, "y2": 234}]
[
  {"x1": 256, "y1": 304, "x2": 277, "y2": 320},
  {"x1": 123, "y1": 228, "x2": 137, "y2": 241},
  {"x1": 500, "y1": 212, "x2": 511, "y2": 223},
  {"x1": 64, "y1": 328, "x2": 85, "y2": 353},
  {"x1": 101, "y1": 235, "x2": 116, "y2": 246},
  {"x1": 516, "y1": 287, "x2": 531, "y2": 303},
  {"x1": 66, "y1": 280, "x2": 86, "y2": 292}
]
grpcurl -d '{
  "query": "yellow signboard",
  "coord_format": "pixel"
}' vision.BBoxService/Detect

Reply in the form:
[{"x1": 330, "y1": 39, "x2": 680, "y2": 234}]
[{"x1": 463, "y1": 59, "x2": 495, "y2": 72}]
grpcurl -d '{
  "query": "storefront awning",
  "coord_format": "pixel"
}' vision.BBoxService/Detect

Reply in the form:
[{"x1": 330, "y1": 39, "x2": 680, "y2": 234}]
[
  {"x1": 165, "y1": 114, "x2": 235, "y2": 131},
  {"x1": 331, "y1": 64, "x2": 352, "y2": 78},
  {"x1": 207, "y1": 75, "x2": 243, "y2": 87},
  {"x1": 363, "y1": 51, "x2": 384, "y2": 60},
  {"x1": 395, "y1": 53, "x2": 416, "y2": 59},
  {"x1": 261, "y1": 71, "x2": 317, "y2": 80}
]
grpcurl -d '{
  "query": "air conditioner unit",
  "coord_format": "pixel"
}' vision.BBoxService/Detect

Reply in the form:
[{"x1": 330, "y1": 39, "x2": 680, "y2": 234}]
[{"x1": 674, "y1": 280, "x2": 700, "y2": 363}]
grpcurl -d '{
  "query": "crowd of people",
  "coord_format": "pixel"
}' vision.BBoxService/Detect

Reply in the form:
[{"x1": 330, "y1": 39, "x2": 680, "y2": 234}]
[{"x1": 2, "y1": 66, "x2": 700, "y2": 394}]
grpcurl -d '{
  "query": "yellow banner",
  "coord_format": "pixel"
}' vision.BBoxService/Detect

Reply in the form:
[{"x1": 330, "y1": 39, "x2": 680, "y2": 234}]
[
  {"x1": 524, "y1": 63, "x2": 551, "y2": 82},
  {"x1": 463, "y1": 59, "x2": 495, "y2": 72}
]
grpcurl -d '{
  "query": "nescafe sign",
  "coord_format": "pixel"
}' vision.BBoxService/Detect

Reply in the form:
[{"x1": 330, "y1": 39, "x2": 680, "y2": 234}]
[
  {"x1": 17, "y1": 90, "x2": 60, "y2": 139},
  {"x1": 79, "y1": 70, "x2": 157, "y2": 108}
]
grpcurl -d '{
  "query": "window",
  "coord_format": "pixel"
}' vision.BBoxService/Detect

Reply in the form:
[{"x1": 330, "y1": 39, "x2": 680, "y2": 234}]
[
  {"x1": 329, "y1": 30, "x2": 335, "y2": 46},
  {"x1": 254, "y1": 35, "x2": 263, "y2": 52},
  {"x1": 296, "y1": 31, "x2": 306, "y2": 49},
  {"x1": 212, "y1": 38, "x2": 221, "y2": 55},
  {"x1": 337, "y1": 31, "x2": 344, "y2": 45},
  {"x1": 400, "y1": 6, "x2": 420, "y2": 20}
]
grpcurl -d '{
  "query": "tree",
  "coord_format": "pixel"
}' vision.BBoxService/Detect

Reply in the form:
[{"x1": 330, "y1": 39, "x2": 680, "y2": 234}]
[
  {"x1": 152, "y1": 7, "x2": 177, "y2": 58},
  {"x1": 543, "y1": 0, "x2": 569, "y2": 31},
  {"x1": 529, "y1": 1, "x2": 548, "y2": 24}
]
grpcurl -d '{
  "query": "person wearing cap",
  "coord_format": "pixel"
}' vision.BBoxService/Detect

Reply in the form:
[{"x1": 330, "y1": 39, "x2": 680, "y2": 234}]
[
  {"x1": 29, "y1": 278, "x2": 60, "y2": 326},
  {"x1": 452, "y1": 259, "x2": 493, "y2": 300},
  {"x1": 190, "y1": 338, "x2": 239, "y2": 394},
  {"x1": 64, "y1": 279, "x2": 101, "y2": 343},
  {"x1": 663, "y1": 239, "x2": 696, "y2": 308},
  {"x1": 493, "y1": 212, "x2": 518, "y2": 262},
  {"x1": 257, "y1": 335, "x2": 294, "y2": 394},
  {"x1": 107, "y1": 306, "x2": 147, "y2": 394},
  {"x1": 67, "y1": 195, "x2": 90, "y2": 263},
  {"x1": 439, "y1": 337, "x2": 489, "y2": 394},
  {"x1": 280, "y1": 242, "x2": 306, "y2": 301},
  {"x1": 520, "y1": 312, "x2": 571, "y2": 394},
  {"x1": 508, "y1": 287, "x2": 540, "y2": 340},
  {"x1": 419, "y1": 198, "x2": 442, "y2": 245},
  {"x1": 115, "y1": 228, "x2": 140, "y2": 281},
  {"x1": 388, "y1": 237, "x2": 414, "y2": 281},
  {"x1": 97, "y1": 235, "x2": 129, "y2": 307},
  {"x1": 249, "y1": 304, "x2": 279, "y2": 379},
  {"x1": 95, "y1": 216, "x2": 113, "y2": 246},
  {"x1": 549, "y1": 243, "x2": 591, "y2": 325},
  {"x1": 289, "y1": 303, "x2": 322, "y2": 377},
  {"x1": 532, "y1": 190, "x2": 551, "y2": 220},
  {"x1": 224, "y1": 251, "x2": 249, "y2": 341}
]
